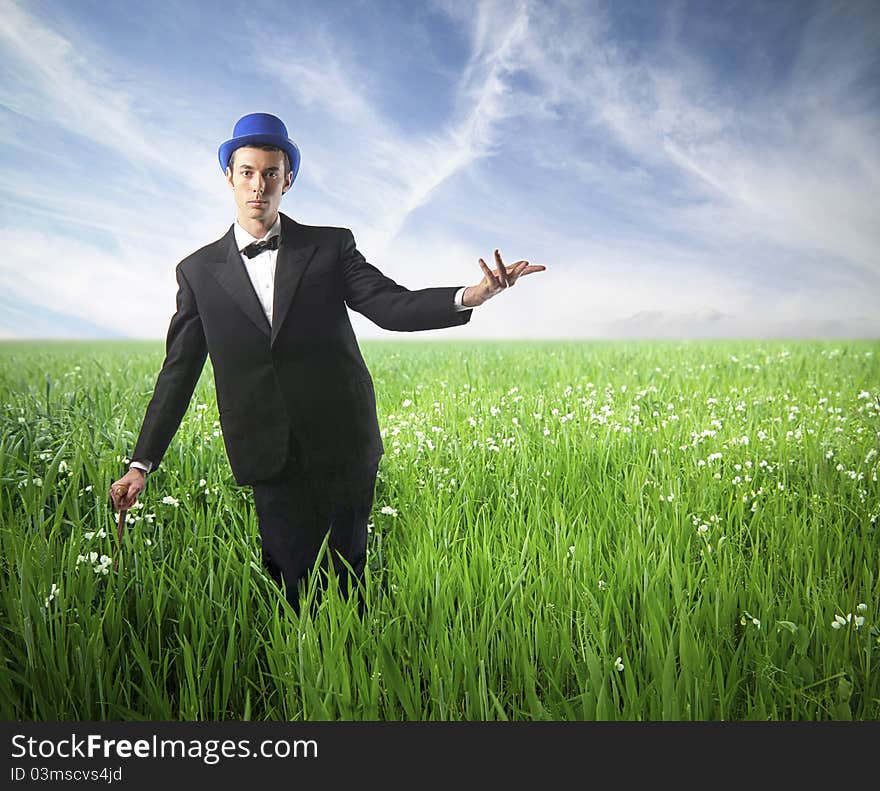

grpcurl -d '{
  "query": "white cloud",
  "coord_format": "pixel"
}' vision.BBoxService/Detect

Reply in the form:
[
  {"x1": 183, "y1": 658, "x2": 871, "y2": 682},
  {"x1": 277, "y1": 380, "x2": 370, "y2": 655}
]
[
  {"x1": 509, "y1": 0, "x2": 880, "y2": 281},
  {"x1": 0, "y1": 0, "x2": 877, "y2": 340},
  {"x1": 0, "y1": 0, "x2": 226, "y2": 214},
  {"x1": 0, "y1": 227, "x2": 178, "y2": 338}
]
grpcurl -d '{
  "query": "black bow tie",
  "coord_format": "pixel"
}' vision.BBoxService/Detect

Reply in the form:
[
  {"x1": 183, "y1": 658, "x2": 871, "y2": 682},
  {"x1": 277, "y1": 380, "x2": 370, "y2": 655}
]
[{"x1": 242, "y1": 235, "x2": 280, "y2": 258}]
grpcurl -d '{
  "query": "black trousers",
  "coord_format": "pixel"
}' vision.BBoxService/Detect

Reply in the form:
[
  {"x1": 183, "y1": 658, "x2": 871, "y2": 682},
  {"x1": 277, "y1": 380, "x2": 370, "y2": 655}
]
[{"x1": 250, "y1": 438, "x2": 379, "y2": 615}]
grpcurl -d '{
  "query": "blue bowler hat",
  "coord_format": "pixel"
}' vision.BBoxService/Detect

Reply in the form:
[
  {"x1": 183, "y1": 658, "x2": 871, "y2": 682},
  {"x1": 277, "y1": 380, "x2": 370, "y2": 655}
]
[{"x1": 218, "y1": 113, "x2": 301, "y2": 184}]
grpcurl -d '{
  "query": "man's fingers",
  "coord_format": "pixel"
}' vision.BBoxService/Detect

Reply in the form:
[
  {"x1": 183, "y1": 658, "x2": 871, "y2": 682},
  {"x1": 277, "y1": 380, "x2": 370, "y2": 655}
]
[
  {"x1": 498, "y1": 260, "x2": 535, "y2": 286},
  {"x1": 110, "y1": 484, "x2": 124, "y2": 509},
  {"x1": 479, "y1": 253, "x2": 544, "y2": 293},
  {"x1": 511, "y1": 264, "x2": 547, "y2": 281},
  {"x1": 110, "y1": 480, "x2": 140, "y2": 511},
  {"x1": 478, "y1": 258, "x2": 499, "y2": 288},
  {"x1": 494, "y1": 249, "x2": 509, "y2": 287}
]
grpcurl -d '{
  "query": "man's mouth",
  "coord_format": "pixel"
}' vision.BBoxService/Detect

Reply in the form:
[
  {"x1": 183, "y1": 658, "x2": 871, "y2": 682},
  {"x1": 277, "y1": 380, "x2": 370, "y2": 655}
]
[{"x1": 248, "y1": 200, "x2": 266, "y2": 206}]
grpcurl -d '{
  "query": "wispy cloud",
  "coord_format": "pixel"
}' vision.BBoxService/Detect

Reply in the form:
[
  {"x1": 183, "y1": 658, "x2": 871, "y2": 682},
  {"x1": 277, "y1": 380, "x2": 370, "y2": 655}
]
[
  {"x1": 0, "y1": 0, "x2": 221, "y2": 200},
  {"x1": 0, "y1": 226, "x2": 175, "y2": 337},
  {"x1": 505, "y1": 0, "x2": 880, "y2": 277},
  {"x1": 0, "y1": 0, "x2": 235, "y2": 336},
  {"x1": 257, "y1": 0, "x2": 531, "y2": 254}
]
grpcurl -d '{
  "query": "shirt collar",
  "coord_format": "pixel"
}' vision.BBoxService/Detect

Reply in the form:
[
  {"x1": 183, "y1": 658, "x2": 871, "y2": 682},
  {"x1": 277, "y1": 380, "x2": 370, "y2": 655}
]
[{"x1": 234, "y1": 214, "x2": 282, "y2": 252}]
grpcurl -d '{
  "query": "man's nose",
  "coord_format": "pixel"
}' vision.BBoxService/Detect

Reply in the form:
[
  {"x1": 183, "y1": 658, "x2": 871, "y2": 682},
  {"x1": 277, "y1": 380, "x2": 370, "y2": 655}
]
[{"x1": 252, "y1": 173, "x2": 264, "y2": 194}]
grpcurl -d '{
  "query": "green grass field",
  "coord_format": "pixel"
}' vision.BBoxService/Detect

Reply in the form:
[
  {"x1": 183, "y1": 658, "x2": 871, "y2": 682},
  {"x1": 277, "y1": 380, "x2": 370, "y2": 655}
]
[{"x1": 1, "y1": 339, "x2": 878, "y2": 720}]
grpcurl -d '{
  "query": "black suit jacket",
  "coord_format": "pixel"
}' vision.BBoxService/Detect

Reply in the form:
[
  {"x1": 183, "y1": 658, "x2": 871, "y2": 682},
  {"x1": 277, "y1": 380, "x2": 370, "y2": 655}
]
[{"x1": 131, "y1": 213, "x2": 472, "y2": 485}]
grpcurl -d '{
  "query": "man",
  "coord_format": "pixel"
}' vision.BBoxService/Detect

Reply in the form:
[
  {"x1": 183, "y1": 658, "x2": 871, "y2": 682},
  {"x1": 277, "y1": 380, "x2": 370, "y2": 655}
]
[{"x1": 109, "y1": 112, "x2": 544, "y2": 613}]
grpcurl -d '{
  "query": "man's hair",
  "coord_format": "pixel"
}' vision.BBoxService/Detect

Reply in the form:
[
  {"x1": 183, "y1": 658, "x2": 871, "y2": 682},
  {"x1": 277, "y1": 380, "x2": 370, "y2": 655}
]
[{"x1": 228, "y1": 144, "x2": 291, "y2": 177}]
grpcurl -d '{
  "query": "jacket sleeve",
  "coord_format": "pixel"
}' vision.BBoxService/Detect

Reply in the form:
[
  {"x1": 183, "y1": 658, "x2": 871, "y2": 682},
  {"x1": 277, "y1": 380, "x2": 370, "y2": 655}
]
[
  {"x1": 340, "y1": 229, "x2": 473, "y2": 331},
  {"x1": 131, "y1": 265, "x2": 208, "y2": 474}
]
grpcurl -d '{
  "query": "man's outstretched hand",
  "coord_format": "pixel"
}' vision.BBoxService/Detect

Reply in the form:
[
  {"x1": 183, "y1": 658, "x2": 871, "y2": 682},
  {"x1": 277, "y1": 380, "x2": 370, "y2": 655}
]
[{"x1": 461, "y1": 249, "x2": 546, "y2": 308}]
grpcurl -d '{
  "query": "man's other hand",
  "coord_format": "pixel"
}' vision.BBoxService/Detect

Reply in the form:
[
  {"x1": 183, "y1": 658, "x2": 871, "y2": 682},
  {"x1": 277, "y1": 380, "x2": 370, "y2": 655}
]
[
  {"x1": 462, "y1": 249, "x2": 546, "y2": 307},
  {"x1": 109, "y1": 469, "x2": 146, "y2": 511}
]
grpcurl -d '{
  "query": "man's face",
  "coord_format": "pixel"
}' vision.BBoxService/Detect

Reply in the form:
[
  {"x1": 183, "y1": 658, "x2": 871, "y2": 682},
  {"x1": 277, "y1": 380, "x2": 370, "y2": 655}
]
[{"x1": 226, "y1": 147, "x2": 292, "y2": 225}]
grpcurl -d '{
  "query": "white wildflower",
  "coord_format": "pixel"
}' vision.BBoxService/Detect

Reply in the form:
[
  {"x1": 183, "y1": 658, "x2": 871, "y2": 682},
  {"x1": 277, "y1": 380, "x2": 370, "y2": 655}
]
[{"x1": 43, "y1": 583, "x2": 60, "y2": 608}]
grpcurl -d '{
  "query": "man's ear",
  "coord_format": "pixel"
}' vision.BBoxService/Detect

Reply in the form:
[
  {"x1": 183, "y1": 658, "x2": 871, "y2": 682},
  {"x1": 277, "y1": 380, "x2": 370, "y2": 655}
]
[
  {"x1": 282, "y1": 171, "x2": 293, "y2": 194},
  {"x1": 225, "y1": 166, "x2": 234, "y2": 188}
]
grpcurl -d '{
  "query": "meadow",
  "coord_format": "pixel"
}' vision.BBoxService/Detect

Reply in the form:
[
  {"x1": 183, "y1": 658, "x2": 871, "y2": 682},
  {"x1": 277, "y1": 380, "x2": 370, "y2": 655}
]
[{"x1": 0, "y1": 339, "x2": 877, "y2": 720}]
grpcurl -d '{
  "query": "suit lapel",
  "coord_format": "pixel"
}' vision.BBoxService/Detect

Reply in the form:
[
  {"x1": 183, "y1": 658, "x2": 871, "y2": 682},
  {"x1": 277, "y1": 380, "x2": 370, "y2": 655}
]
[
  {"x1": 204, "y1": 217, "x2": 318, "y2": 346},
  {"x1": 271, "y1": 215, "x2": 318, "y2": 347},
  {"x1": 208, "y1": 227, "x2": 272, "y2": 338}
]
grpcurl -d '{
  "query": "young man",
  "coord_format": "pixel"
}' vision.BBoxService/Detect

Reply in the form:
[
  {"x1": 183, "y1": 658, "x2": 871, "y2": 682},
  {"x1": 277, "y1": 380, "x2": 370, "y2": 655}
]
[{"x1": 109, "y1": 112, "x2": 544, "y2": 613}]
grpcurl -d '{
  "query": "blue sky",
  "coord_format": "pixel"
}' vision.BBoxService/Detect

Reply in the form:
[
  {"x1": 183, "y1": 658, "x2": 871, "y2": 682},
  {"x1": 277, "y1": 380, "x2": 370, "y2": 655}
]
[{"x1": 1, "y1": 0, "x2": 879, "y2": 339}]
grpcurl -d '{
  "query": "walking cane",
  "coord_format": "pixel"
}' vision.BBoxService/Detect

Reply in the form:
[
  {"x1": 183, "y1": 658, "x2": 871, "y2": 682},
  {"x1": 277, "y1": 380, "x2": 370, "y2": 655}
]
[{"x1": 110, "y1": 483, "x2": 128, "y2": 571}]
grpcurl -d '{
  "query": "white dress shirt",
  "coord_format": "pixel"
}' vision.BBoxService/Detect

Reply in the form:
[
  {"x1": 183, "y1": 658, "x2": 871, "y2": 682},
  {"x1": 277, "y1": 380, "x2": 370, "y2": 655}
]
[
  {"x1": 130, "y1": 217, "x2": 471, "y2": 477},
  {"x1": 234, "y1": 215, "x2": 282, "y2": 325}
]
